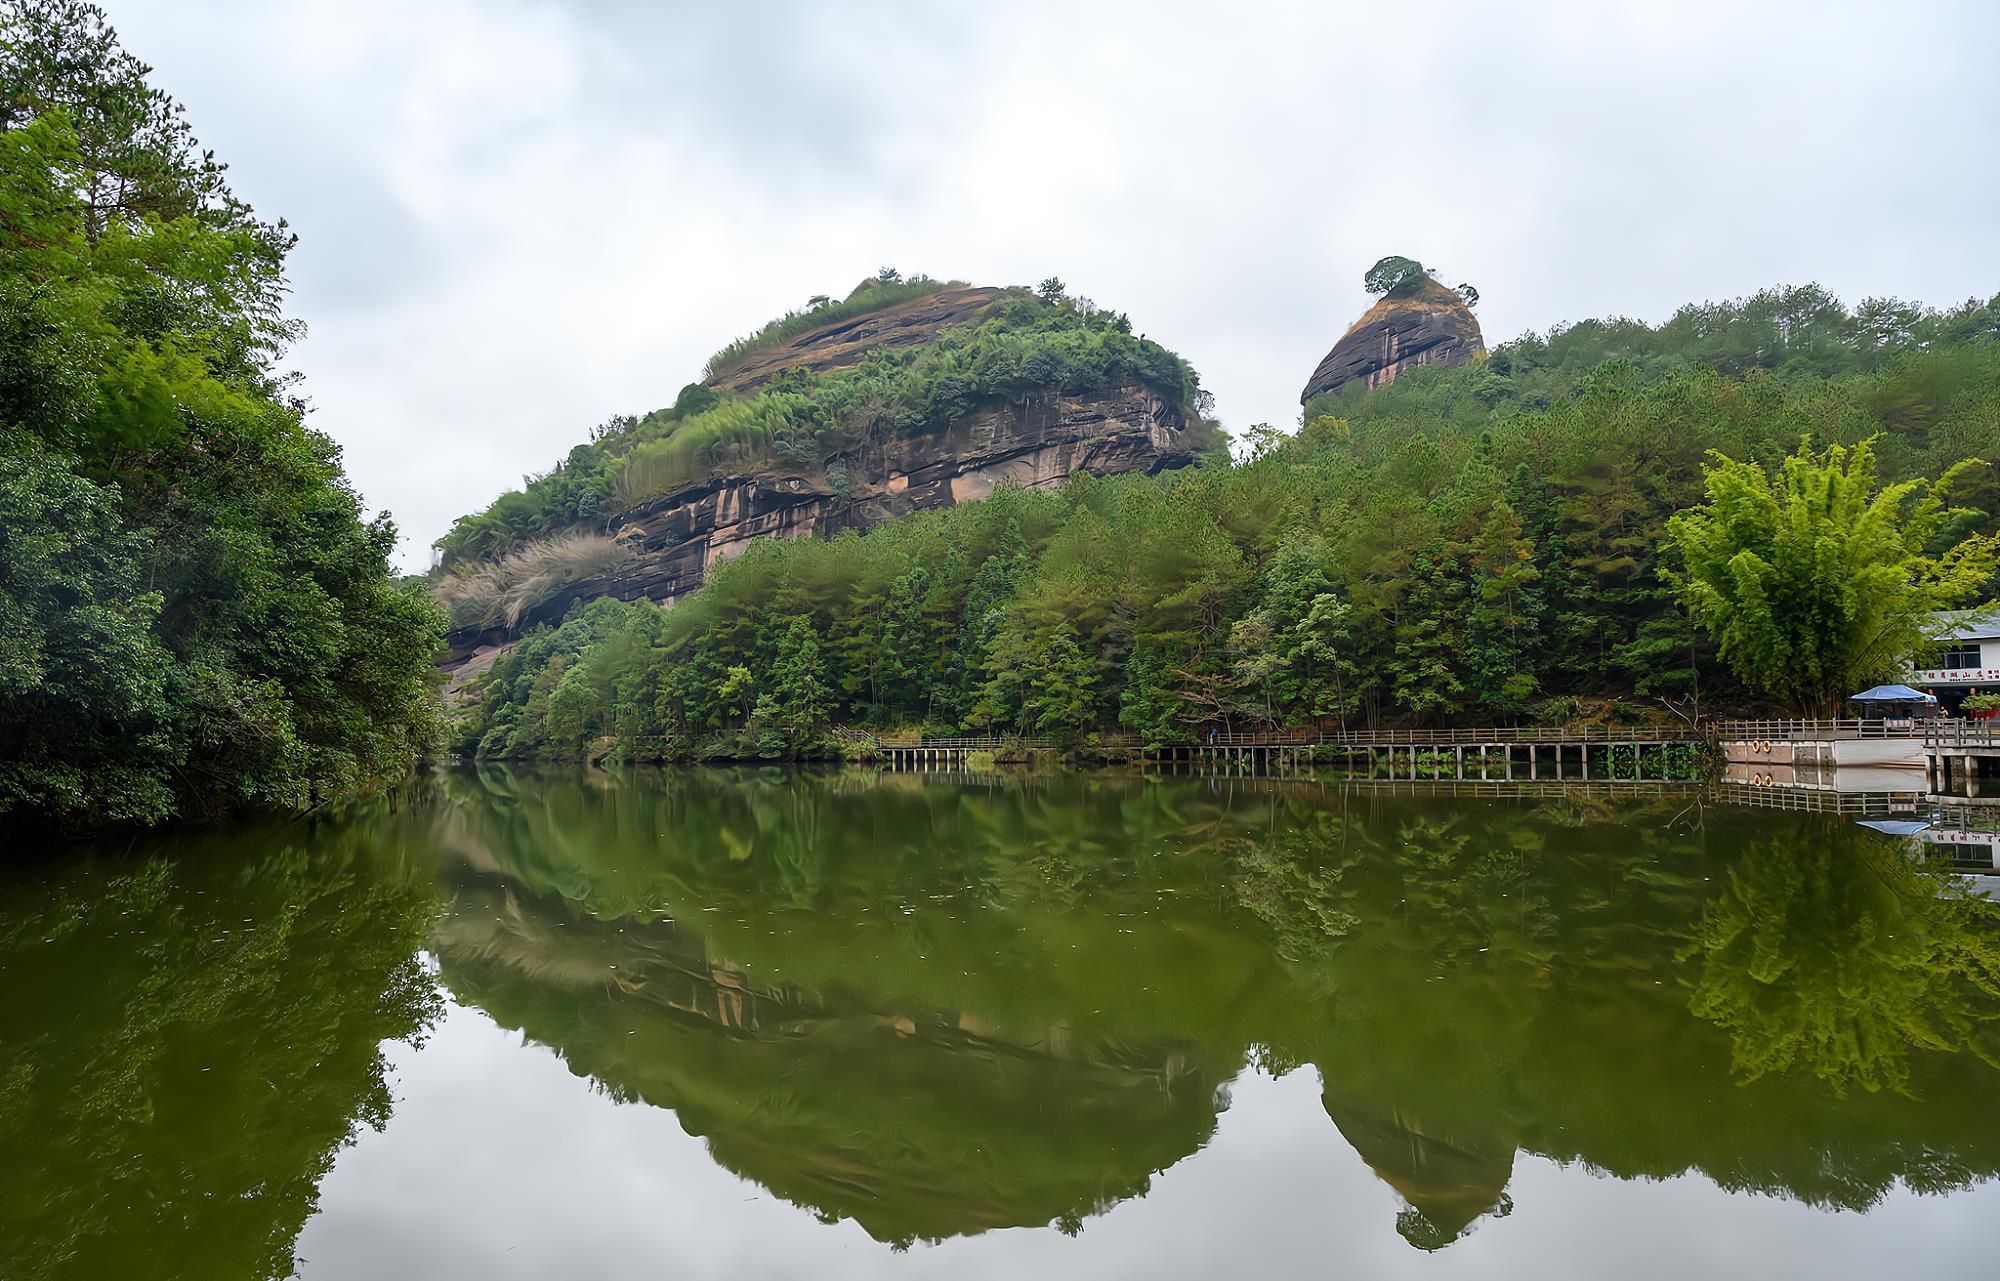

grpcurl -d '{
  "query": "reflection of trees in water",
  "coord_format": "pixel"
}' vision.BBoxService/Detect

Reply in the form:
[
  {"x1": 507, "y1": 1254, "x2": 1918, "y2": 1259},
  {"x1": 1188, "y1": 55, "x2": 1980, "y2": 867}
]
[
  {"x1": 1230, "y1": 800, "x2": 1564, "y2": 972},
  {"x1": 9, "y1": 773, "x2": 1993, "y2": 1269},
  {"x1": 1247, "y1": 795, "x2": 2000, "y2": 1239},
  {"x1": 431, "y1": 768, "x2": 2000, "y2": 1251},
  {"x1": 0, "y1": 812, "x2": 442, "y2": 1281},
  {"x1": 1232, "y1": 789, "x2": 1717, "y2": 1246},
  {"x1": 1681, "y1": 817, "x2": 2000, "y2": 1096}
]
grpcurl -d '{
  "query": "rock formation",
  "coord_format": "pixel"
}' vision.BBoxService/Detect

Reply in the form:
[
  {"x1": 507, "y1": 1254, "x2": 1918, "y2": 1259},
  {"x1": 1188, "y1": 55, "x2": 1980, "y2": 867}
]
[
  {"x1": 1300, "y1": 274, "x2": 1484, "y2": 403},
  {"x1": 441, "y1": 286, "x2": 1206, "y2": 676},
  {"x1": 1323, "y1": 1092, "x2": 1516, "y2": 1252}
]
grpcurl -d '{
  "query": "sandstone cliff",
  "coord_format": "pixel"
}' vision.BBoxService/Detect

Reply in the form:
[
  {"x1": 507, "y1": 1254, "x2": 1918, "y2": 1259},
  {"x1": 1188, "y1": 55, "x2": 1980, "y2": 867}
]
[
  {"x1": 442, "y1": 287, "x2": 1205, "y2": 675},
  {"x1": 1301, "y1": 275, "x2": 1484, "y2": 402}
]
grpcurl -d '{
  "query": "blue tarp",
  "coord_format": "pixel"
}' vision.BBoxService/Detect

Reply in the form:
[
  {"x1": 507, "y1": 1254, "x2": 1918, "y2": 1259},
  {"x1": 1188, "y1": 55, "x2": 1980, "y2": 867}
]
[
  {"x1": 1850, "y1": 684, "x2": 1939, "y2": 703},
  {"x1": 1855, "y1": 819, "x2": 1933, "y2": 836}
]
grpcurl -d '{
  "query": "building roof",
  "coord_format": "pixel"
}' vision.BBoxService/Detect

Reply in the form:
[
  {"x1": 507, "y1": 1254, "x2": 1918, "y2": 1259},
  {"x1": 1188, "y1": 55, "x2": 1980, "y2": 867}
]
[{"x1": 1932, "y1": 606, "x2": 2000, "y2": 642}]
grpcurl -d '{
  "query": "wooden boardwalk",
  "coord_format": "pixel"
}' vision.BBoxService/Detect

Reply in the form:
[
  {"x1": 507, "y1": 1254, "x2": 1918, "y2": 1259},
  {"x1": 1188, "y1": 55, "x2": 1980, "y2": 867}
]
[
  {"x1": 1711, "y1": 718, "x2": 1926, "y2": 741},
  {"x1": 871, "y1": 726, "x2": 1704, "y2": 779}
]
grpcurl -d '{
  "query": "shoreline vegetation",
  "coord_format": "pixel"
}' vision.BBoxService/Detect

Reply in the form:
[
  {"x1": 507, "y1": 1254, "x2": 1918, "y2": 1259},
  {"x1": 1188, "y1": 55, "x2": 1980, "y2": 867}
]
[{"x1": 5, "y1": 5, "x2": 1999, "y2": 836}]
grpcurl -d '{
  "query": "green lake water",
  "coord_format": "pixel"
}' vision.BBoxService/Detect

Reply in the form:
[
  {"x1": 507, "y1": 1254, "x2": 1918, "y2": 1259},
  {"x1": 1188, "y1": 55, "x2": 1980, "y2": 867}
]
[{"x1": 5, "y1": 768, "x2": 2000, "y2": 1278}]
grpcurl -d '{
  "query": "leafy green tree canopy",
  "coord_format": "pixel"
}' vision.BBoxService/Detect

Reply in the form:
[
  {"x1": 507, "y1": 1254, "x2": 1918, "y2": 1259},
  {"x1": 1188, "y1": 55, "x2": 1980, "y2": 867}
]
[
  {"x1": 0, "y1": 2, "x2": 445, "y2": 833},
  {"x1": 1668, "y1": 437, "x2": 1999, "y2": 715},
  {"x1": 1364, "y1": 255, "x2": 1428, "y2": 297}
]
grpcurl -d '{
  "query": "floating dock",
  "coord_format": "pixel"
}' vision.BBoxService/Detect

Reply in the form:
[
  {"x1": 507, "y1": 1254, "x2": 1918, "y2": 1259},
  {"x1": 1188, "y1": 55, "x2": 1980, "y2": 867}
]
[{"x1": 1716, "y1": 719, "x2": 1926, "y2": 769}]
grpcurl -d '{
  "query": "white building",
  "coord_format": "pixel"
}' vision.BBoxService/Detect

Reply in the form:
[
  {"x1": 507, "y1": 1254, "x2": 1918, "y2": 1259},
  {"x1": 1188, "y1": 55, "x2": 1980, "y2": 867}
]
[{"x1": 1915, "y1": 606, "x2": 2000, "y2": 691}]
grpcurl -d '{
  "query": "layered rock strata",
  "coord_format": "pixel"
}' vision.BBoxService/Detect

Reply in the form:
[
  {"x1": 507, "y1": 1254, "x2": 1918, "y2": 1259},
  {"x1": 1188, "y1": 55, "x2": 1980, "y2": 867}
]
[{"x1": 442, "y1": 334, "x2": 1200, "y2": 674}]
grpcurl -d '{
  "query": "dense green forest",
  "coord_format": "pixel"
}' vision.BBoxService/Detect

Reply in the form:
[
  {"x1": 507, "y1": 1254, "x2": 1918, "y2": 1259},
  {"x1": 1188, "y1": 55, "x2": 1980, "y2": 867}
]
[
  {"x1": 458, "y1": 284, "x2": 2000, "y2": 760},
  {"x1": 0, "y1": 2, "x2": 444, "y2": 832}
]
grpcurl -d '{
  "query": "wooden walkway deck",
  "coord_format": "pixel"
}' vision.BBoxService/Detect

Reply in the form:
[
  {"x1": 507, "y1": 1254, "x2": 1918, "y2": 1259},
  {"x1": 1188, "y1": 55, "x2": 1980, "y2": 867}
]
[{"x1": 870, "y1": 726, "x2": 1705, "y2": 779}]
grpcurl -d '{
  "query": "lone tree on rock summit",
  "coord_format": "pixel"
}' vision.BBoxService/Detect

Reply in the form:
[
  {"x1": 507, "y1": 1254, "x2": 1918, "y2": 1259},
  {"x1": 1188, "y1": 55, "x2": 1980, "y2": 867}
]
[
  {"x1": 1363, "y1": 255, "x2": 1429, "y2": 296},
  {"x1": 1362, "y1": 256, "x2": 1479, "y2": 308}
]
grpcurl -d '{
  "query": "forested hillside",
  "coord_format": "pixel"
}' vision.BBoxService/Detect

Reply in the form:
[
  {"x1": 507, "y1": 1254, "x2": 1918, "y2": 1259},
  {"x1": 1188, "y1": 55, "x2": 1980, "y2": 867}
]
[
  {"x1": 432, "y1": 276, "x2": 1211, "y2": 576},
  {"x1": 458, "y1": 284, "x2": 2000, "y2": 760},
  {"x1": 0, "y1": 2, "x2": 444, "y2": 832},
  {"x1": 423, "y1": 274, "x2": 1219, "y2": 678}
]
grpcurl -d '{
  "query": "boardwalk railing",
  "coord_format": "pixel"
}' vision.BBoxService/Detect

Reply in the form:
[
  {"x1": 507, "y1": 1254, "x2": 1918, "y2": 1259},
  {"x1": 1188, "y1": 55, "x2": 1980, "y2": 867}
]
[
  {"x1": 1925, "y1": 723, "x2": 2000, "y2": 750},
  {"x1": 878, "y1": 736, "x2": 1054, "y2": 751},
  {"x1": 1918, "y1": 722, "x2": 2000, "y2": 793},
  {"x1": 1176, "y1": 725, "x2": 1699, "y2": 748},
  {"x1": 872, "y1": 725, "x2": 1706, "y2": 756},
  {"x1": 1713, "y1": 718, "x2": 1923, "y2": 741},
  {"x1": 700, "y1": 720, "x2": 1955, "y2": 752}
]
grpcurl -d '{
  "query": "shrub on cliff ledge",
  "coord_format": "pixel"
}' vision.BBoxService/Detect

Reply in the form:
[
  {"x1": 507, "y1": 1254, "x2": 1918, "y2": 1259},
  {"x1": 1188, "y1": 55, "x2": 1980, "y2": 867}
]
[
  {"x1": 434, "y1": 531, "x2": 635, "y2": 631},
  {"x1": 704, "y1": 270, "x2": 963, "y2": 381},
  {"x1": 610, "y1": 295, "x2": 1201, "y2": 511}
]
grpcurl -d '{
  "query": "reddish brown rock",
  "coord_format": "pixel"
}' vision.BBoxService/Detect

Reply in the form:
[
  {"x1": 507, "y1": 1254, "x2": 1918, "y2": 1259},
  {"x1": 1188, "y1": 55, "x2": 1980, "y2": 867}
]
[
  {"x1": 1301, "y1": 275, "x2": 1484, "y2": 403},
  {"x1": 439, "y1": 283, "x2": 1206, "y2": 674}
]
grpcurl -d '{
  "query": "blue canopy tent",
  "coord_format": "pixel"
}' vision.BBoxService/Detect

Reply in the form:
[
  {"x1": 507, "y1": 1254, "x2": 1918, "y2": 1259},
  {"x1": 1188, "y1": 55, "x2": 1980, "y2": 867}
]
[
  {"x1": 1849, "y1": 684, "x2": 1940, "y2": 723},
  {"x1": 1855, "y1": 818, "x2": 1933, "y2": 836}
]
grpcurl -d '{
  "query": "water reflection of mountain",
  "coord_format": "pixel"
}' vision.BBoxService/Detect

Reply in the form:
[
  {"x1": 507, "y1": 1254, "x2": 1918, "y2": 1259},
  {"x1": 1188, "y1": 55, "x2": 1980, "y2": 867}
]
[
  {"x1": 1323, "y1": 1098, "x2": 1515, "y2": 1251},
  {"x1": 429, "y1": 767, "x2": 2000, "y2": 1250},
  {"x1": 432, "y1": 876, "x2": 1227, "y2": 1244}
]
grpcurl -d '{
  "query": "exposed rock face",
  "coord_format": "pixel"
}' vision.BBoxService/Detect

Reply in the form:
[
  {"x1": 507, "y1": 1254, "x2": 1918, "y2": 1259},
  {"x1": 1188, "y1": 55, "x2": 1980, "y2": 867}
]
[
  {"x1": 707, "y1": 285, "x2": 1012, "y2": 395},
  {"x1": 441, "y1": 290, "x2": 1203, "y2": 672},
  {"x1": 1301, "y1": 275, "x2": 1484, "y2": 403}
]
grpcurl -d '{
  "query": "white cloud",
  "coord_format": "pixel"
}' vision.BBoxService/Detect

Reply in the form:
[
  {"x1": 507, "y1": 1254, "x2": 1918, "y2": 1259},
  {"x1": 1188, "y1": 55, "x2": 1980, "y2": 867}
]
[{"x1": 107, "y1": 0, "x2": 2000, "y2": 568}]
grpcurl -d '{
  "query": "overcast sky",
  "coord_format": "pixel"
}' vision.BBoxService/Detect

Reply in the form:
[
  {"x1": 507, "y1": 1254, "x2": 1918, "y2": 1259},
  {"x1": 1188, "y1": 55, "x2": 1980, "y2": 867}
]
[{"x1": 107, "y1": 0, "x2": 2000, "y2": 570}]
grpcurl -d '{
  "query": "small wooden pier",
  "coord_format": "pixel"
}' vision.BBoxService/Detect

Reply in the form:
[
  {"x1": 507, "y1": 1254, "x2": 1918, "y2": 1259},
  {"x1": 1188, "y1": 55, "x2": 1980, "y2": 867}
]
[{"x1": 1925, "y1": 724, "x2": 2000, "y2": 795}]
